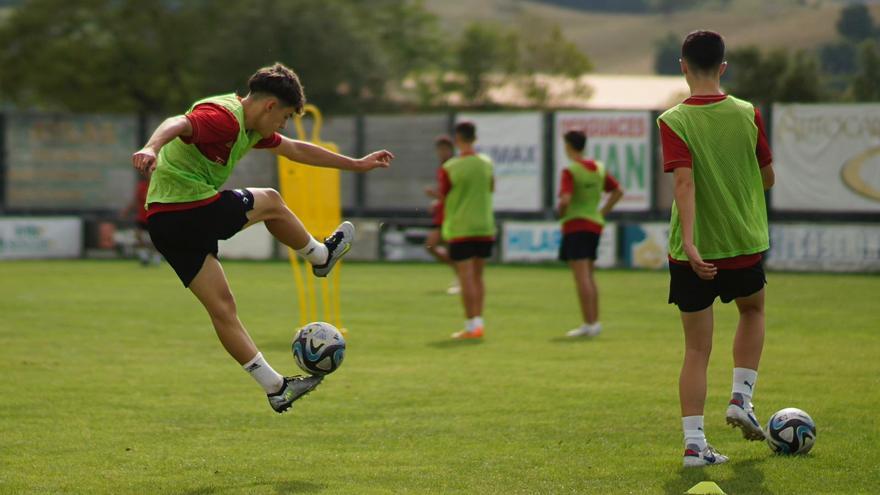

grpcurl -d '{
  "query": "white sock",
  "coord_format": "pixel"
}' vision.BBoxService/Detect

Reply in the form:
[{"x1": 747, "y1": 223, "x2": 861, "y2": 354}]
[
  {"x1": 242, "y1": 352, "x2": 284, "y2": 394},
  {"x1": 682, "y1": 415, "x2": 707, "y2": 451},
  {"x1": 467, "y1": 316, "x2": 483, "y2": 331},
  {"x1": 732, "y1": 367, "x2": 758, "y2": 403},
  {"x1": 296, "y1": 236, "x2": 328, "y2": 265},
  {"x1": 590, "y1": 321, "x2": 601, "y2": 331}
]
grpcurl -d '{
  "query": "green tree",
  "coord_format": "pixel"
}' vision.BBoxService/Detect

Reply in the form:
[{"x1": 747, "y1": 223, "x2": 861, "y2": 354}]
[
  {"x1": 725, "y1": 47, "x2": 789, "y2": 104},
  {"x1": 836, "y1": 3, "x2": 875, "y2": 42},
  {"x1": 851, "y1": 40, "x2": 880, "y2": 101},
  {"x1": 456, "y1": 22, "x2": 518, "y2": 100},
  {"x1": 0, "y1": 0, "x2": 448, "y2": 113},
  {"x1": 516, "y1": 15, "x2": 592, "y2": 77},
  {"x1": 776, "y1": 50, "x2": 825, "y2": 102},
  {"x1": 654, "y1": 33, "x2": 681, "y2": 75}
]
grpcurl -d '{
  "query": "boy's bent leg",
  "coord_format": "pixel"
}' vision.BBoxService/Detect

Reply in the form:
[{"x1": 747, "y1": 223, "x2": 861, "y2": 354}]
[
  {"x1": 189, "y1": 255, "x2": 322, "y2": 412},
  {"x1": 733, "y1": 288, "x2": 765, "y2": 370},
  {"x1": 726, "y1": 288, "x2": 766, "y2": 440},
  {"x1": 189, "y1": 255, "x2": 261, "y2": 365},
  {"x1": 244, "y1": 187, "x2": 353, "y2": 277}
]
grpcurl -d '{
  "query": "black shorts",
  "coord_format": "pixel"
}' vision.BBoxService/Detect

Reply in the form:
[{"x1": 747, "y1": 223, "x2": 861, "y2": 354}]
[
  {"x1": 559, "y1": 231, "x2": 600, "y2": 261},
  {"x1": 147, "y1": 189, "x2": 255, "y2": 287},
  {"x1": 668, "y1": 260, "x2": 766, "y2": 313},
  {"x1": 449, "y1": 240, "x2": 494, "y2": 261}
]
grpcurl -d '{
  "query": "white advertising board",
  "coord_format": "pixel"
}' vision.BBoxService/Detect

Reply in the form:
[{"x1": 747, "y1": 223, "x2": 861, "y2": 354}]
[
  {"x1": 0, "y1": 217, "x2": 83, "y2": 259},
  {"x1": 773, "y1": 104, "x2": 880, "y2": 212},
  {"x1": 501, "y1": 221, "x2": 616, "y2": 267},
  {"x1": 768, "y1": 223, "x2": 880, "y2": 272},
  {"x1": 457, "y1": 113, "x2": 544, "y2": 212},
  {"x1": 554, "y1": 111, "x2": 653, "y2": 211}
]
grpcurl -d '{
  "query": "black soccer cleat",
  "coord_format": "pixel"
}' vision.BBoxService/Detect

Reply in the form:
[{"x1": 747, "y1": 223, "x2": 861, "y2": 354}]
[{"x1": 267, "y1": 375, "x2": 323, "y2": 414}]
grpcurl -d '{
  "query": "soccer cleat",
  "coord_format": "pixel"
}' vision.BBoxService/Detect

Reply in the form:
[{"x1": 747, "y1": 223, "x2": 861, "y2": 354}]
[
  {"x1": 312, "y1": 221, "x2": 355, "y2": 278},
  {"x1": 565, "y1": 324, "x2": 601, "y2": 338},
  {"x1": 451, "y1": 327, "x2": 483, "y2": 340},
  {"x1": 683, "y1": 443, "x2": 729, "y2": 468},
  {"x1": 267, "y1": 375, "x2": 323, "y2": 414},
  {"x1": 726, "y1": 393, "x2": 766, "y2": 441},
  {"x1": 446, "y1": 283, "x2": 461, "y2": 295}
]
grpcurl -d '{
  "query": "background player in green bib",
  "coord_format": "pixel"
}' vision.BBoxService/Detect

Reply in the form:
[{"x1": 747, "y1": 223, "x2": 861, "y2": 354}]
[
  {"x1": 131, "y1": 63, "x2": 394, "y2": 414},
  {"x1": 557, "y1": 130, "x2": 623, "y2": 338},
  {"x1": 438, "y1": 122, "x2": 495, "y2": 339},
  {"x1": 658, "y1": 31, "x2": 776, "y2": 467}
]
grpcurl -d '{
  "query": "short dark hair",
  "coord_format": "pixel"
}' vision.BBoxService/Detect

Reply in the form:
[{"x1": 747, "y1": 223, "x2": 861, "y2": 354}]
[
  {"x1": 454, "y1": 121, "x2": 476, "y2": 142},
  {"x1": 681, "y1": 30, "x2": 725, "y2": 72},
  {"x1": 563, "y1": 130, "x2": 587, "y2": 152},
  {"x1": 434, "y1": 135, "x2": 454, "y2": 149},
  {"x1": 248, "y1": 63, "x2": 306, "y2": 114}
]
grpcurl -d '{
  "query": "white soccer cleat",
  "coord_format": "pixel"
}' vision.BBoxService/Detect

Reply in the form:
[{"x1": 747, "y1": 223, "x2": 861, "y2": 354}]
[
  {"x1": 726, "y1": 393, "x2": 766, "y2": 441},
  {"x1": 683, "y1": 443, "x2": 729, "y2": 468},
  {"x1": 565, "y1": 324, "x2": 600, "y2": 338}
]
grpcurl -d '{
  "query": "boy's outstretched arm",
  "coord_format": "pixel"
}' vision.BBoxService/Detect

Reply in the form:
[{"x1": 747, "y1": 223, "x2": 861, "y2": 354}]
[
  {"x1": 132, "y1": 116, "x2": 193, "y2": 176},
  {"x1": 271, "y1": 136, "x2": 393, "y2": 172}
]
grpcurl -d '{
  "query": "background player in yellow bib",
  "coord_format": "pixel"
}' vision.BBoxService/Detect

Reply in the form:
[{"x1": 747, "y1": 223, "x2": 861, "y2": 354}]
[
  {"x1": 557, "y1": 130, "x2": 624, "y2": 338},
  {"x1": 131, "y1": 63, "x2": 394, "y2": 414},
  {"x1": 658, "y1": 31, "x2": 775, "y2": 467}
]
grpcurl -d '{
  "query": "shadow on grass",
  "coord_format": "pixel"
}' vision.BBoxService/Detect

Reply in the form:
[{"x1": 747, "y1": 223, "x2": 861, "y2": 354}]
[
  {"x1": 662, "y1": 458, "x2": 773, "y2": 495},
  {"x1": 426, "y1": 339, "x2": 484, "y2": 349},
  {"x1": 178, "y1": 479, "x2": 324, "y2": 494},
  {"x1": 548, "y1": 336, "x2": 598, "y2": 344}
]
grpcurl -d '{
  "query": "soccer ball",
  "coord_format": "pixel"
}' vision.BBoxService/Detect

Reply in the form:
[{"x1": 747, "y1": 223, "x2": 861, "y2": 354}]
[
  {"x1": 766, "y1": 408, "x2": 816, "y2": 455},
  {"x1": 292, "y1": 321, "x2": 346, "y2": 375}
]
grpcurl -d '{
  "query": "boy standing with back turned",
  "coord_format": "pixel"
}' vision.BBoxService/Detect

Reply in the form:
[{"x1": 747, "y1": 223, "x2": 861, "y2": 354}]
[{"x1": 658, "y1": 31, "x2": 775, "y2": 467}]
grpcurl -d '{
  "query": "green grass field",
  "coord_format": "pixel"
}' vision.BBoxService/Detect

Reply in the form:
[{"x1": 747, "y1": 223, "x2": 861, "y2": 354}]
[{"x1": 1, "y1": 260, "x2": 878, "y2": 494}]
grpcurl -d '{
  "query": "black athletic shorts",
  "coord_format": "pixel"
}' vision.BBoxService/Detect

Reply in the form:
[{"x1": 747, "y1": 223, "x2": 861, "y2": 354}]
[
  {"x1": 147, "y1": 189, "x2": 255, "y2": 287},
  {"x1": 668, "y1": 259, "x2": 766, "y2": 313},
  {"x1": 449, "y1": 240, "x2": 494, "y2": 261},
  {"x1": 559, "y1": 231, "x2": 600, "y2": 261}
]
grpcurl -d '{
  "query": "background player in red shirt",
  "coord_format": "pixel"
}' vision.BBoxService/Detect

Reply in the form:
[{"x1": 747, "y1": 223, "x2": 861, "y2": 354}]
[
  {"x1": 118, "y1": 177, "x2": 160, "y2": 266},
  {"x1": 423, "y1": 135, "x2": 459, "y2": 294}
]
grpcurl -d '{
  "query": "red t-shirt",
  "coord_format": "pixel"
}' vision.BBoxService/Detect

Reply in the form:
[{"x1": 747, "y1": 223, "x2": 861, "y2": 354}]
[
  {"x1": 660, "y1": 94, "x2": 772, "y2": 269},
  {"x1": 182, "y1": 102, "x2": 282, "y2": 163},
  {"x1": 558, "y1": 159, "x2": 621, "y2": 235},
  {"x1": 146, "y1": 101, "x2": 282, "y2": 216}
]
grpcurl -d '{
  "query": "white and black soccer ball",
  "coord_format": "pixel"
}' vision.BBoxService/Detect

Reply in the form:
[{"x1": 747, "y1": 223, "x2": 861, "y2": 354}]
[
  {"x1": 766, "y1": 407, "x2": 816, "y2": 455},
  {"x1": 292, "y1": 321, "x2": 346, "y2": 375}
]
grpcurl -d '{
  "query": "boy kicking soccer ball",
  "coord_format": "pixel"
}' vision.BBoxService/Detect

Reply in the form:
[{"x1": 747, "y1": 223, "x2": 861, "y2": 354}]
[
  {"x1": 658, "y1": 31, "x2": 775, "y2": 466},
  {"x1": 132, "y1": 63, "x2": 393, "y2": 413}
]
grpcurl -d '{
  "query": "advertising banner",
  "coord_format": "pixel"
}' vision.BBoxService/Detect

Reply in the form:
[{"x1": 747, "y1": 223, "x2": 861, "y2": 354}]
[
  {"x1": 554, "y1": 111, "x2": 653, "y2": 211},
  {"x1": 0, "y1": 217, "x2": 83, "y2": 259},
  {"x1": 772, "y1": 104, "x2": 880, "y2": 212},
  {"x1": 622, "y1": 223, "x2": 669, "y2": 269},
  {"x1": 767, "y1": 223, "x2": 880, "y2": 272},
  {"x1": 6, "y1": 113, "x2": 137, "y2": 210},
  {"x1": 501, "y1": 221, "x2": 616, "y2": 268},
  {"x1": 456, "y1": 113, "x2": 544, "y2": 212}
]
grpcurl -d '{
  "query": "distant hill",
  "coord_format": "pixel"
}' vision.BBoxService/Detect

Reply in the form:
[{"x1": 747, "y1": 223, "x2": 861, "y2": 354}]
[{"x1": 425, "y1": 0, "x2": 880, "y2": 74}]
